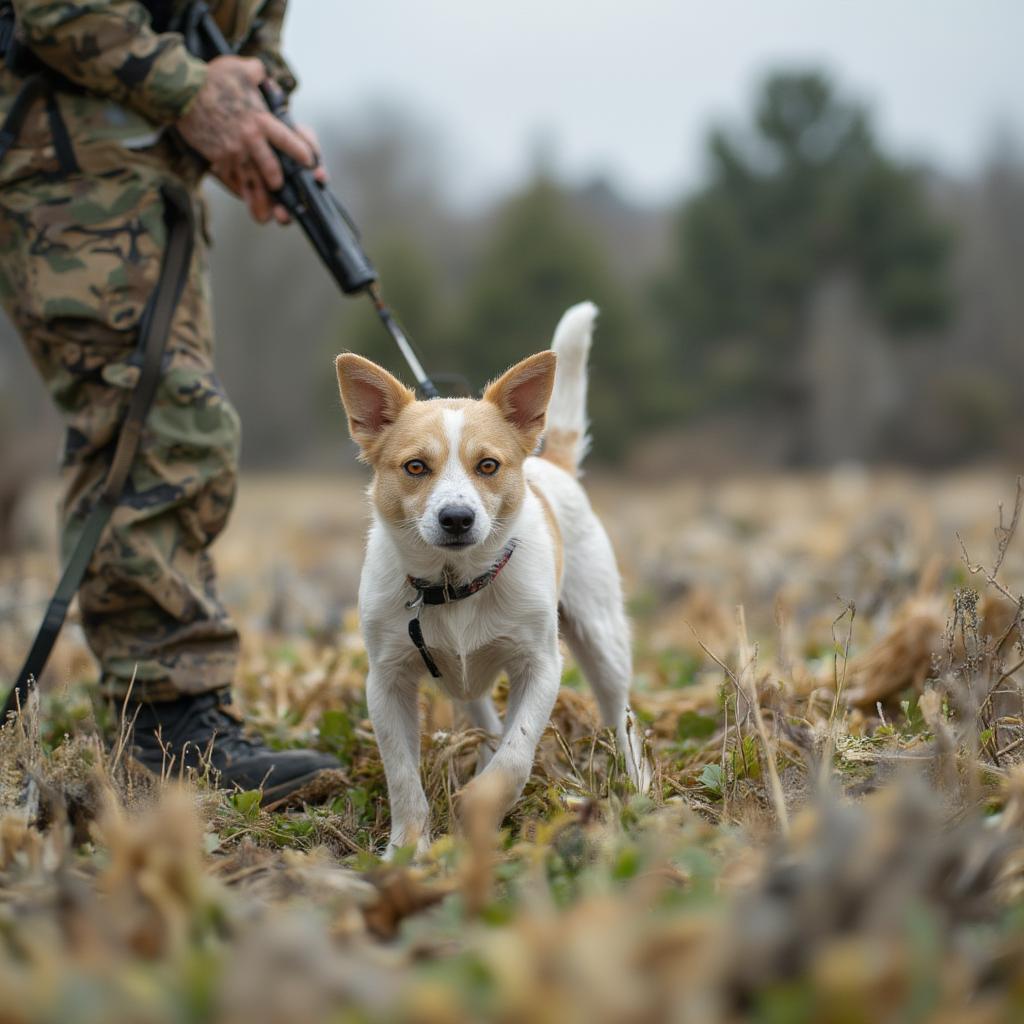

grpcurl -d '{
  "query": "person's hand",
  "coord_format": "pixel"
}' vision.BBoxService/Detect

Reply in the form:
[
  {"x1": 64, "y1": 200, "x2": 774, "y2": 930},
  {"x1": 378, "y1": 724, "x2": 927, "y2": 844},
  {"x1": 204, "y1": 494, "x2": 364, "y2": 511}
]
[
  {"x1": 177, "y1": 54, "x2": 320, "y2": 207},
  {"x1": 212, "y1": 123, "x2": 328, "y2": 226}
]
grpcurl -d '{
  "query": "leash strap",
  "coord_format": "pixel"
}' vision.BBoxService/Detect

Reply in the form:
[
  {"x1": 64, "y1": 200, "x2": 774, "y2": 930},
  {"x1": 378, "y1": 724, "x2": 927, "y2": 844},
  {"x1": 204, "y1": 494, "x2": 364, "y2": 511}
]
[
  {"x1": 2, "y1": 184, "x2": 195, "y2": 720},
  {"x1": 408, "y1": 614, "x2": 442, "y2": 679},
  {"x1": 404, "y1": 541, "x2": 517, "y2": 678}
]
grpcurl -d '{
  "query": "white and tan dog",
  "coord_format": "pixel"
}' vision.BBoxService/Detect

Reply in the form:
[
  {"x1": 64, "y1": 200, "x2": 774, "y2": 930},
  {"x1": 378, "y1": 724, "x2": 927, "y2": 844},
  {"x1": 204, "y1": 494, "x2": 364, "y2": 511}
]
[{"x1": 335, "y1": 302, "x2": 648, "y2": 856}]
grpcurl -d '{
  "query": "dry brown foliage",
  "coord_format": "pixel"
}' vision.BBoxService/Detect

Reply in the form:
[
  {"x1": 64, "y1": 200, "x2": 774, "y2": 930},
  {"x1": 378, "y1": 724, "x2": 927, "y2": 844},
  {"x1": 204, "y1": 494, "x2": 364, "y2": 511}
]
[{"x1": 1, "y1": 470, "x2": 1024, "y2": 1021}]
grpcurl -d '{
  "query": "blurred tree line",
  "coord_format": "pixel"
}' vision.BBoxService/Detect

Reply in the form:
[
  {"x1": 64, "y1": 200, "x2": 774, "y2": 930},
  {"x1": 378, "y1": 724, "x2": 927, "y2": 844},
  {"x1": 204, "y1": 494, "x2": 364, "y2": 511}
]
[{"x1": 2, "y1": 69, "x2": 1022, "y2": 475}]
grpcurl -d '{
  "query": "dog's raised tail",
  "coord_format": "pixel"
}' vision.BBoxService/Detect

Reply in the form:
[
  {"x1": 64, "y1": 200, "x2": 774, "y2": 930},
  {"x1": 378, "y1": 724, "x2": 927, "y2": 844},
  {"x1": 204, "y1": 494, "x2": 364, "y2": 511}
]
[{"x1": 541, "y1": 301, "x2": 596, "y2": 476}]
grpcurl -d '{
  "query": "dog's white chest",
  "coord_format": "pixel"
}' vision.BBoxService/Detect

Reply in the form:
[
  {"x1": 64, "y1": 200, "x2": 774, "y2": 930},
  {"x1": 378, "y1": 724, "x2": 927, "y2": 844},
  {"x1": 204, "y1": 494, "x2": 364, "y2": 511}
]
[{"x1": 417, "y1": 600, "x2": 510, "y2": 699}]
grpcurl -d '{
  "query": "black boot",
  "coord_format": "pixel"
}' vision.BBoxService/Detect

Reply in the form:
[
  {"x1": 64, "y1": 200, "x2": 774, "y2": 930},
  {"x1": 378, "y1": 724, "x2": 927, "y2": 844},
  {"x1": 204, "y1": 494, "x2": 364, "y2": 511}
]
[{"x1": 126, "y1": 690, "x2": 342, "y2": 805}]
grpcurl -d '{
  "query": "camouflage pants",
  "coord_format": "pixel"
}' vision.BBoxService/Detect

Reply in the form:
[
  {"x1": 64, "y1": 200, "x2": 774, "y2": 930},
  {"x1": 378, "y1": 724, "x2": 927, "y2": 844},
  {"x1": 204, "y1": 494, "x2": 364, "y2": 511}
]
[{"x1": 0, "y1": 152, "x2": 241, "y2": 700}]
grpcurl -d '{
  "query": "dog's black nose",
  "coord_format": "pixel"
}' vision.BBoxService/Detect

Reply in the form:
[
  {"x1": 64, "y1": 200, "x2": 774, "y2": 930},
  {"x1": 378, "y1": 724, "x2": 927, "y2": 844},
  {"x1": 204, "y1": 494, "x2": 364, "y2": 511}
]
[{"x1": 439, "y1": 505, "x2": 476, "y2": 536}]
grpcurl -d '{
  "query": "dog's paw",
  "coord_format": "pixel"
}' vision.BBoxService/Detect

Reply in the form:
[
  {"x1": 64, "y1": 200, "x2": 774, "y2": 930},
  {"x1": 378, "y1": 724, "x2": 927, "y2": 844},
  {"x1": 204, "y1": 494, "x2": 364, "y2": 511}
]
[
  {"x1": 382, "y1": 828, "x2": 432, "y2": 863},
  {"x1": 619, "y1": 710, "x2": 654, "y2": 794},
  {"x1": 628, "y1": 752, "x2": 654, "y2": 795}
]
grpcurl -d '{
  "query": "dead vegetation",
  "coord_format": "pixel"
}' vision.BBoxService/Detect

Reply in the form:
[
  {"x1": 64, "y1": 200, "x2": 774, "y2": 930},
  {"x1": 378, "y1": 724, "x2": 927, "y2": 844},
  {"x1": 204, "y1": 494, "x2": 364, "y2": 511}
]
[{"x1": 2, "y1": 469, "x2": 1024, "y2": 1022}]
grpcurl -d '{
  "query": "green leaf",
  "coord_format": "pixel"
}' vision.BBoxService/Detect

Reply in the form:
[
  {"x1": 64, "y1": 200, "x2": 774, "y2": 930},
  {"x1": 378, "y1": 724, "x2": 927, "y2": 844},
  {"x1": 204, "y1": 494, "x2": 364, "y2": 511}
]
[
  {"x1": 699, "y1": 763, "x2": 725, "y2": 797},
  {"x1": 388, "y1": 844, "x2": 416, "y2": 867},
  {"x1": 660, "y1": 649, "x2": 702, "y2": 688},
  {"x1": 561, "y1": 664, "x2": 584, "y2": 690},
  {"x1": 676, "y1": 710, "x2": 718, "y2": 742},
  {"x1": 900, "y1": 697, "x2": 926, "y2": 735},
  {"x1": 611, "y1": 844, "x2": 642, "y2": 881},
  {"x1": 228, "y1": 789, "x2": 262, "y2": 820},
  {"x1": 730, "y1": 734, "x2": 762, "y2": 781},
  {"x1": 269, "y1": 816, "x2": 316, "y2": 848},
  {"x1": 353, "y1": 849, "x2": 382, "y2": 872},
  {"x1": 317, "y1": 708, "x2": 357, "y2": 760}
]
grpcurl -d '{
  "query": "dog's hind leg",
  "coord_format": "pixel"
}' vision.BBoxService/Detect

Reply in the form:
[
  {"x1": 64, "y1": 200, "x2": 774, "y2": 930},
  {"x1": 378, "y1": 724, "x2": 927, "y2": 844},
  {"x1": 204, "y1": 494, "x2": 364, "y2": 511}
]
[
  {"x1": 462, "y1": 696, "x2": 502, "y2": 773},
  {"x1": 560, "y1": 526, "x2": 651, "y2": 792},
  {"x1": 561, "y1": 610, "x2": 650, "y2": 792}
]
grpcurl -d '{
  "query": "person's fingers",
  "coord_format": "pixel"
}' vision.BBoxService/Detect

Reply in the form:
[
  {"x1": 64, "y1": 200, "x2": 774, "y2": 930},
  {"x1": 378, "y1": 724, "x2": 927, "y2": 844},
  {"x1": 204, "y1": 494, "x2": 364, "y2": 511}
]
[
  {"x1": 240, "y1": 170, "x2": 272, "y2": 224},
  {"x1": 239, "y1": 175, "x2": 256, "y2": 220},
  {"x1": 216, "y1": 151, "x2": 281, "y2": 226},
  {"x1": 213, "y1": 161, "x2": 242, "y2": 196},
  {"x1": 237, "y1": 56, "x2": 267, "y2": 88},
  {"x1": 251, "y1": 196, "x2": 272, "y2": 224},
  {"x1": 296, "y1": 124, "x2": 328, "y2": 182},
  {"x1": 253, "y1": 198, "x2": 273, "y2": 223},
  {"x1": 295, "y1": 124, "x2": 321, "y2": 161},
  {"x1": 262, "y1": 114, "x2": 315, "y2": 168},
  {"x1": 246, "y1": 130, "x2": 284, "y2": 191},
  {"x1": 250, "y1": 180, "x2": 273, "y2": 223}
]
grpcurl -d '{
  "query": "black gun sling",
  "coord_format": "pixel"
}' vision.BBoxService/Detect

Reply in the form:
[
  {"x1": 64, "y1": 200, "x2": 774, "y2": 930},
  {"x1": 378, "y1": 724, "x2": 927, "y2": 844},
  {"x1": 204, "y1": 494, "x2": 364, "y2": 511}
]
[{"x1": 2, "y1": 184, "x2": 196, "y2": 720}]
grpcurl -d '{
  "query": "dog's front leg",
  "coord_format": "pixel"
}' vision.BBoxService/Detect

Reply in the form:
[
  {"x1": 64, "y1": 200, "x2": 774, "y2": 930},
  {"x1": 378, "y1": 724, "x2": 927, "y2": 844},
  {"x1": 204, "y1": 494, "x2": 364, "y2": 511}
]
[
  {"x1": 463, "y1": 696, "x2": 502, "y2": 774},
  {"x1": 461, "y1": 634, "x2": 562, "y2": 822},
  {"x1": 366, "y1": 662, "x2": 429, "y2": 858}
]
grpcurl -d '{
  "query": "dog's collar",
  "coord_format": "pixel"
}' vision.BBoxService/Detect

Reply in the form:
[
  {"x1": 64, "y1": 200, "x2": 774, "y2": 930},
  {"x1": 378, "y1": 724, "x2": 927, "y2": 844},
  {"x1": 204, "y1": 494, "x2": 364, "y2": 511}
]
[
  {"x1": 405, "y1": 541, "x2": 518, "y2": 679},
  {"x1": 405, "y1": 541, "x2": 518, "y2": 609}
]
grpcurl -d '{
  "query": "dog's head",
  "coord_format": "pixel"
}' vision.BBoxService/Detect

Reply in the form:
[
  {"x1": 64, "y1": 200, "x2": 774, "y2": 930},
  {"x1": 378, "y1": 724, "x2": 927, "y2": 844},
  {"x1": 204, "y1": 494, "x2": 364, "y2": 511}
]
[{"x1": 335, "y1": 352, "x2": 556, "y2": 552}]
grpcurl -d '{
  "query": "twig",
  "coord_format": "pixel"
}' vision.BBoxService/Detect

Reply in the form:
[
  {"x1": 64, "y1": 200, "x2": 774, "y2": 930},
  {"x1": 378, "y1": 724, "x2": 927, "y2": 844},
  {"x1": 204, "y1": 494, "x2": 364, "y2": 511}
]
[
  {"x1": 993, "y1": 596, "x2": 1024, "y2": 656},
  {"x1": 996, "y1": 656, "x2": 1024, "y2": 690},
  {"x1": 991, "y1": 474, "x2": 1024, "y2": 579},
  {"x1": 996, "y1": 735, "x2": 1024, "y2": 759},
  {"x1": 109, "y1": 669, "x2": 140, "y2": 776},
  {"x1": 685, "y1": 616, "x2": 745, "y2": 816},
  {"x1": 735, "y1": 606, "x2": 790, "y2": 837},
  {"x1": 829, "y1": 600, "x2": 856, "y2": 725},
  {"x1": 957, "y1": 532, "x2": 1019, "y2": 606},
  {"x1": 318, "y1": 817, "x2": 365, "y2": 856}
]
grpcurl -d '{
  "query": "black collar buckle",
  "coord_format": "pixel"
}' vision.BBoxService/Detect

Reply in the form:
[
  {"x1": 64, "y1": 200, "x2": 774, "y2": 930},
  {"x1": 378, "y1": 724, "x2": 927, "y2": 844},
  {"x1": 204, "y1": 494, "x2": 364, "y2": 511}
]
[{"x1": 404, "y1": 540, "x2": 518, "y2": 677}]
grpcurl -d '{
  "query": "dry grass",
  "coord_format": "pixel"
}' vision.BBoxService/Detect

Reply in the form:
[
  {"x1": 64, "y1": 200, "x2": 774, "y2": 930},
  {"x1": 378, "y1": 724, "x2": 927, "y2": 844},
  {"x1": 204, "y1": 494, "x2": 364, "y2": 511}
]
[{"x1": 2, "y1": 468, "x2": 1024, "y2": 1022}]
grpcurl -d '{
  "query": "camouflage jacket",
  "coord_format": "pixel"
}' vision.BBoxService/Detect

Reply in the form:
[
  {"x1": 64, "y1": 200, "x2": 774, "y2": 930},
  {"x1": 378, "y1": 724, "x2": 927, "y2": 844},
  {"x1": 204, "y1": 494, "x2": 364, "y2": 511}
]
[{"x1": 0, "y1": 0, "x2": 295, "y2": 183}]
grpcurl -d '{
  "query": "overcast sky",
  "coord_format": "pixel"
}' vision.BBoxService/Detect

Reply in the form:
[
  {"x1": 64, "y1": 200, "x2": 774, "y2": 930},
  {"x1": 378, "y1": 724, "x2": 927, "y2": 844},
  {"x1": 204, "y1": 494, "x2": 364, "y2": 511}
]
[{"x1": 284, "y1": 1, "x2": 1018, "y2": 208}]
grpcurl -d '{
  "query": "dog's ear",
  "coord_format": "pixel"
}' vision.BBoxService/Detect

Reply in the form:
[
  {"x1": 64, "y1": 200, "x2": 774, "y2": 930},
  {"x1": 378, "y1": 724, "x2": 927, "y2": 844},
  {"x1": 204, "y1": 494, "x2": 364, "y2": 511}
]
[
  {"x1": 335, "y1": 353, "x2": 414, "y2": 453},
  {"x1": 483, "y1": 351, "x2": 557, "y2": 448}
]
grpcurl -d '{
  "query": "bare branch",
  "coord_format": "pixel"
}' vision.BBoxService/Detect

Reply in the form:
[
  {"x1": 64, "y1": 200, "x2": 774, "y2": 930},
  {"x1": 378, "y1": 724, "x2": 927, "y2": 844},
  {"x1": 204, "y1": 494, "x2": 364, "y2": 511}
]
[{"x1": 992, "y1": 475, "x2": 1024, "y2": 579}]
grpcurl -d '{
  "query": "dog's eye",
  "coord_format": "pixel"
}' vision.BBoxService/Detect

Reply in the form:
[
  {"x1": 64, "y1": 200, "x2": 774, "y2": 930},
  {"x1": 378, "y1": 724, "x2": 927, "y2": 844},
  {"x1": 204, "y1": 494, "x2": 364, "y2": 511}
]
[
  {"x1": 403, "y1": 459, "x2": 429, "y2": 477},
  {"x1": 477, "y1": 458, "x2": 500, "y2": 476}
]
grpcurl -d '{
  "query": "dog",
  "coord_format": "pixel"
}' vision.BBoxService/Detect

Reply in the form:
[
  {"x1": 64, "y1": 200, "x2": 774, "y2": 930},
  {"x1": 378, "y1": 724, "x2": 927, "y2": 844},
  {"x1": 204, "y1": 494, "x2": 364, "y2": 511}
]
[{"x1": 335, "y1": 302, "x2": 649, "y2": 856}]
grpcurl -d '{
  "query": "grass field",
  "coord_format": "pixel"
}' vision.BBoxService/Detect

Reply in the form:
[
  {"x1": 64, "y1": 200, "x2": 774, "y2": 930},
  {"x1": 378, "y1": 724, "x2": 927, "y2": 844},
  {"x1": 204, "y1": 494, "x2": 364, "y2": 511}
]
[{"x1": 2, "y1": 469, "x2": 1024, "y2": 1022}]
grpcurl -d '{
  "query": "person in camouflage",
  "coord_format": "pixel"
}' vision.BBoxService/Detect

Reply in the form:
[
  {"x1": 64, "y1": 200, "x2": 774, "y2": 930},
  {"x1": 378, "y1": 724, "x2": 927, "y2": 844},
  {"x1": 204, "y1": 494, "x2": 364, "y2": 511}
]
[{"x1": 0, "y1": 0, "x2": 339, "y2": 800}]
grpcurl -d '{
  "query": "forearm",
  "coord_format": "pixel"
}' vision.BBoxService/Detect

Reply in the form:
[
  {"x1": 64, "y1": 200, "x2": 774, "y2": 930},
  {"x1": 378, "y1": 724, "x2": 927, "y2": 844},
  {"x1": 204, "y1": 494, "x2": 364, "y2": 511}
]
[{"x1": 12, "y1": 0, "x2": 208, "y2": 123}]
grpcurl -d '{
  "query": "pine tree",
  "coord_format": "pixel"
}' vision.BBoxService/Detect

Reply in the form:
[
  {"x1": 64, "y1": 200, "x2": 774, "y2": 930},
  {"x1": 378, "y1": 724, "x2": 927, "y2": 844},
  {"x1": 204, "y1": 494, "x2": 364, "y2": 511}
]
[
  {"x1": 658, "y1": 71, "x2": 952, "y2": 417},
  {"x1": 454, "y1": 175, "x2": 666, "y2": 458}
]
